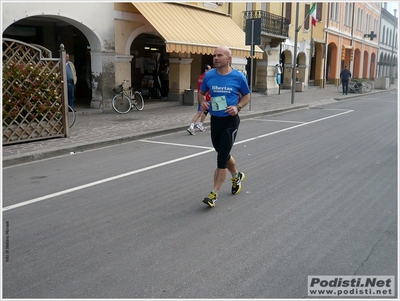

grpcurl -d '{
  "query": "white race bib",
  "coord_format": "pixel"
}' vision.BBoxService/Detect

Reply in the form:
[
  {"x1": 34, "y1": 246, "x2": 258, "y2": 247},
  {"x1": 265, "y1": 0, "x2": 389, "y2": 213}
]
[{"x1": 211, "y1": 96, "x2": 227, "y2": 111}]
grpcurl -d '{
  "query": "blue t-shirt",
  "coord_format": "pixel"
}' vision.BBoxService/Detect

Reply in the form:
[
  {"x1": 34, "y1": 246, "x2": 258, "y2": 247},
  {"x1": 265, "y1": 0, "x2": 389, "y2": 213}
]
[{"x1": 200, "y1": 69, "x2": 250, "y2": 117}]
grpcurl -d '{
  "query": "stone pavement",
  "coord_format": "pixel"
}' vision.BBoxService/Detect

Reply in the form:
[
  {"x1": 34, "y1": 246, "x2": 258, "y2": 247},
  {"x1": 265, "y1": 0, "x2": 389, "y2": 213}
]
[{"x1": 2, "y1": 83, "x2": 397, "y2": 167}]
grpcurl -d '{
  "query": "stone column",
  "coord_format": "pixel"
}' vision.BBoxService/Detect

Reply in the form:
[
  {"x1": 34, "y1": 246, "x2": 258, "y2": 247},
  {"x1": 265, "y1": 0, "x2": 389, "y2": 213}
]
[
  {"x1": 297, "y1": 64, "x2": 308, "y2": 89},
  {"x1": 90, "y1": 51, "x2": 117, "y2": 110},
  {"x1": 282, "y1": 63, "x2": 293, "y2": 89},
  {"x1": 168, "y1": 57, "x2": 193, "y2": 102}
]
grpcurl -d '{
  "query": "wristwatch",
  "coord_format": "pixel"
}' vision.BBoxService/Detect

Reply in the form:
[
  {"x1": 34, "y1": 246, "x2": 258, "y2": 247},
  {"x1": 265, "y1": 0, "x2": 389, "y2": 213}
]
[{"x1": 237, "y1": 104, "x2": 242, "y2": 112}]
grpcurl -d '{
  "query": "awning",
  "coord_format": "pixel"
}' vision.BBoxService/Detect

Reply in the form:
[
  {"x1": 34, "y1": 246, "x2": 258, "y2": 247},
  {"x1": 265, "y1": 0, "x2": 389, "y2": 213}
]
[{"x1": 133, "y1": 2, "x2": 264, "y2": 59}]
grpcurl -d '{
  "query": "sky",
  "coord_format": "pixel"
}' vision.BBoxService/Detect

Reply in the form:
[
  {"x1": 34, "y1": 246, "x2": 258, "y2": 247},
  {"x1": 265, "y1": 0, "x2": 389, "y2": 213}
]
[{"x1": 384, "y1": 1, "x2": 399, "y2": 16}]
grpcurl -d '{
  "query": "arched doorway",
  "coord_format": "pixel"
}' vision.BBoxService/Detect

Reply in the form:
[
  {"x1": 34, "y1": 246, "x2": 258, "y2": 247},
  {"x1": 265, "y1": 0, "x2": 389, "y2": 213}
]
[
  {"x1": 3, "y1": 15, "x2": 101, "y2": 108},
  {"x1": 129, "y1": 33, "x2": 167, "y2": 99},
  {"x1": 353, "y1": 48, "x2": 361, "y2": 78},
  {"x1": 370, "y1": 53, "x2": 376, "y2": 79},
  {"x1": 326, "y1": 42, "x2": 339, "y2": 84},
  {"x1": 282, "y1": 49, "x2": 292, "y2": 89},
  {"x1": 297, "y1": 52, "x2": 307, "y2": 83},
  {"x1": 363, "y1": 51, "x2": 369, "y2": 79}
]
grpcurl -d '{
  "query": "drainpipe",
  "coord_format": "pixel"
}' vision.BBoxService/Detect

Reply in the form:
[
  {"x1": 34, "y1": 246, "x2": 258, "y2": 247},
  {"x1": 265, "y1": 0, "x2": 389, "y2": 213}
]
[
  {"x1": 350, "y1": 2, "x2": 355, "y2": 75},
  {"x1": 323, "y1": 2, "x2": 330, "y2": 87},
  {"x1": 390, "y1": 9, "x2": 397, "y2": 84},
  {"x1": 279, "y1": 2, "x2": 284, "y2": 94}
]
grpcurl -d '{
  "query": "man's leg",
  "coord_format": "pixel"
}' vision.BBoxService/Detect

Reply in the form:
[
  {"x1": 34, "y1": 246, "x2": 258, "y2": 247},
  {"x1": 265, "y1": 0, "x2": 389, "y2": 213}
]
[
  {"x1": 67, "y1": 83, "x2": 74, "y2": 107},
  {"x1": 213, "y1": 167, "x2": 227, "y2": 192}
]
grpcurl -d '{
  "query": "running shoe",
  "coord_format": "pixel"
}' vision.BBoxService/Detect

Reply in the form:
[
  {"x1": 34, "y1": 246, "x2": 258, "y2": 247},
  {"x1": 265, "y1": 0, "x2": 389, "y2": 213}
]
[
  {"x1": 231, "y1": 172, "x2": 245, "y2": 195},
  {"x1": 196, "y1": 124, "x2": 205, "y2": 132},
  {"x1": 203, "y1": 191, "x2": 217, "y2": 207},
  {"x1": 187, "y1": 127, "x2": 195, "y2": 135}
]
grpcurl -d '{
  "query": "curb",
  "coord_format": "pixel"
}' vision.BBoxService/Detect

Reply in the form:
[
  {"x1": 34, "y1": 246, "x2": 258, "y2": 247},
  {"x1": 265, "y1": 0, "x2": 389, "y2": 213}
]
[{"x1": 2, "y1": 104, "x2": 308, "y2": 167}]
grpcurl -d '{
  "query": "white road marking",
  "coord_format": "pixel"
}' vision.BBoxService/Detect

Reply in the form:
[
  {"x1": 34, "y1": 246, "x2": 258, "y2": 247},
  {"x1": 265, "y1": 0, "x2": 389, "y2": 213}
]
[
  {"x1": 138, "y1": 140, "x2": 214, "y2": 149},
  {"x1": 236, "y1": 110, "x2": 353, "y2": 145},
  {"x1": 2, "y1": 149, "x2": 214, "y2": 212},
  {"x1": 3, "y1": 109, "x2": 353, "y2": 212},
  {"x1": 247, "y1": 118, "x2": 306, "y2": 124}
]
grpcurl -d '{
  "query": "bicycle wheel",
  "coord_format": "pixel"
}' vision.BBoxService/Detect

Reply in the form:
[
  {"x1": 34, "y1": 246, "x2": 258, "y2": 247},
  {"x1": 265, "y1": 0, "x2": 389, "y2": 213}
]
[
  {"x1": 68, "y1": 105, "x2": 76, "y2": 128},
  {"x1": 131, "y1": 91, "x2": 144, "y2": 111},
  {"x1": 354, "y1": 83, "x2": 364, "y2": 94},
  {"x1": 337, "y1": 83, "x2": 343, "y2": 93},
  {"x1": 112, "y1": 93, "x2": 131, "y2": 114},
  {"x1": 364, "y1": 82, "x2": 373, "y2": 93}
]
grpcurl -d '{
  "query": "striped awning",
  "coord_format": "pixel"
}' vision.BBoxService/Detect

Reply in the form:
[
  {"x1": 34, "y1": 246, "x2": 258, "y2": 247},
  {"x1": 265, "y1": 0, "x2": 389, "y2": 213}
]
[{"x1": 133, "y1": 2, "x2": 264, "y2": 59}]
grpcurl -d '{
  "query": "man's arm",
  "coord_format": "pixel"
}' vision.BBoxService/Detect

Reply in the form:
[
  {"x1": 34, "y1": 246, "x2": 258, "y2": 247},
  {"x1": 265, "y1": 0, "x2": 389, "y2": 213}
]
[
  {"x1": 198, "y1": 90, "x2": 209, "y2": 112},
  {"x1": 237, "y1": 93, "x2": 250, "y2": 108},
  {"x1": 226, "y1": 93, "x2": 250, "y2": 116}
]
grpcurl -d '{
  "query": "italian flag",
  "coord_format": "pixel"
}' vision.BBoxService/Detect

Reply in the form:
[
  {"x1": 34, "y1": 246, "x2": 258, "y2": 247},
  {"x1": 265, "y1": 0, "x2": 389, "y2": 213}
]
[{"x1": 309, "y1": 3, "x2": 317, "y2": 26}]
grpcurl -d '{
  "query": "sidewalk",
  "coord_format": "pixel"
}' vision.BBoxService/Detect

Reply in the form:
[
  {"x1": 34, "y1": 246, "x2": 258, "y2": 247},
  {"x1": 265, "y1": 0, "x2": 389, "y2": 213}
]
[{"x1": 2, "y1": 84, "x2": 397, "y2": 167}]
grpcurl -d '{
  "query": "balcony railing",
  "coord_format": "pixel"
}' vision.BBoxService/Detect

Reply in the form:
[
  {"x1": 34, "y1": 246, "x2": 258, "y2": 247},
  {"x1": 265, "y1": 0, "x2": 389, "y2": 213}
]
[{"x1": 243, "y1": 10, "x2": 289, "y2": 38}]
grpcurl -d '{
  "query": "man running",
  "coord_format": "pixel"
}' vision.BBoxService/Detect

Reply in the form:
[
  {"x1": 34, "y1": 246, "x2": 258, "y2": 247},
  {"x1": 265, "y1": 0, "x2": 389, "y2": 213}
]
[{"x1": 198, "y1": 46, "x2": 251, "y2": 207}]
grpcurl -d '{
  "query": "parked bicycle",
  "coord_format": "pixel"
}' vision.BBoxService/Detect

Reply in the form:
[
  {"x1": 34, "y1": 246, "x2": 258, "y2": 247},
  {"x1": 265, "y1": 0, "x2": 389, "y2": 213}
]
[
  {"x1": 112, "y1": 80, "x2": 144, "y2": 114},
  {"x1": 363, "y1": 81, "x2": 373, "y2": 93},
  {"x1": 337, "y1": 80, "x2": 366, "y2": 94}
]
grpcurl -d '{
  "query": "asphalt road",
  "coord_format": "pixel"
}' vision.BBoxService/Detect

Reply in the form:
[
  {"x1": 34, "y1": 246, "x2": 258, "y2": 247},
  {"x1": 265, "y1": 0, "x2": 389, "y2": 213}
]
[{"x1": 3, "y1": 91, "x2": 397, "y2": 298}]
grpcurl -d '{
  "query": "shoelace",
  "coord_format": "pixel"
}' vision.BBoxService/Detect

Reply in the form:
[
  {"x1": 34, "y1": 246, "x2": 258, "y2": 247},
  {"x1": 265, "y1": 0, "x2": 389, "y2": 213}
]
[
  {"x1": 207, "y1": 192, "x2": 216, "y2": 199},
  {"x1": 231, "y1": 178, "x2": 239, "y2": 186}
]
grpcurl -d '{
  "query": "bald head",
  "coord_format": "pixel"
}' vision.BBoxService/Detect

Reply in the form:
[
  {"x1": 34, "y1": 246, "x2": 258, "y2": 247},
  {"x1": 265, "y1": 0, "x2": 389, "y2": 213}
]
[
  {"x1": 215, "y1": 46, "x2": 231, "y2": 57},
  {"x1": 213, "y1": 46, "x2": 232, "y2": 73}
]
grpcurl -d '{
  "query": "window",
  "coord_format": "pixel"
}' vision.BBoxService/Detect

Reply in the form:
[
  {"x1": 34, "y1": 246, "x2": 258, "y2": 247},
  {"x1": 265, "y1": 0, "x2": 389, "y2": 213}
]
[
  {"x1": 382, "y1": 25, "x2": 386, "y2": 43},
  {"x1": 246, "y1": 2, "x2": 252, "y2": 11},
  {"x1": 366, "y1": 14, "x2": 370, "y2": 34},
  {"x1": 305, "y1": 4, "x2": 310, "y2": 30},
  {"x1": 345, "y1": 3, "x2": 352, "y2": 26},
  {"x1": 357, "y1": 8, "x2": 363, "y2": 31},
  {"x1": 334, "y1": 3, "x2": 339, "y2": 21},
  {"x1": 330, "y1": 3, "x2": 339, "y2": 21},
  {"x1": 316, "y1": 3, "x2": 322, "y2": 21},
  {"x1": 386, "y1": 28, "x2": 389, "y2": 44},
  {"x1": 286, "y1": 3, "x2": 292, "y2": 24},
  {"x1": 261, "y1": 2, "x2": 267, "y2": 11}
]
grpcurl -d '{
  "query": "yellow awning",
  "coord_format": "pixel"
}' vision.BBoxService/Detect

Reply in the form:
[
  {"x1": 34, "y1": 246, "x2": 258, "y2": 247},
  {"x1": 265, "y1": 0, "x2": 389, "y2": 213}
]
[{"x1": 133, "y1": 2, "x2": 263, "y2": 59}]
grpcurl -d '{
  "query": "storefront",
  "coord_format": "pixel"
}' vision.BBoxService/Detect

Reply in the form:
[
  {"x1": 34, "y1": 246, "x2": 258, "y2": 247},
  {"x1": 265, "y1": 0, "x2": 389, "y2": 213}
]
[{"x1": 130, "y1": 2, "x2": 263, "y2": 101}]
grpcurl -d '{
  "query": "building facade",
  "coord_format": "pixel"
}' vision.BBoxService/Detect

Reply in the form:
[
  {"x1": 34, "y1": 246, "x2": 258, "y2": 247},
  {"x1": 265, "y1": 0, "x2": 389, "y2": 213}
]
[
  {"x1": 2, "y1": 2, "x2": 395, "y2": 110},
  {"x1": 377, "y1": 3, "x2": 398, "y2": 83},
  {"x1": 325, "y1": 2, "x2": 381, "y2": 86}
]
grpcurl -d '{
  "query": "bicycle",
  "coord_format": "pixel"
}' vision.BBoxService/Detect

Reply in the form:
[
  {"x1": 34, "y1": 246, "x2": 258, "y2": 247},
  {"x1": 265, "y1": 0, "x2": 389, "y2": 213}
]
[
  {"x1": 337, "y1": 80, "x2": 365, "y2": 94},
  {"x1": 112, "y1": 79, "x2": 144, "y2": 114},
  {"x1": 363, "y1": 81, "x2": 373, "y2": 93},
  {"x1": 68, "y1": 105, "x2": 76, "y2": 128}
]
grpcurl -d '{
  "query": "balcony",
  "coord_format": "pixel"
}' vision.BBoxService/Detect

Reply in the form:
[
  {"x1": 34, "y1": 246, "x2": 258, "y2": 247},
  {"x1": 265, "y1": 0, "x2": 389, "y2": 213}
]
[{"x1": 243, "y1": 10, "x2": 289, "y2": 47}]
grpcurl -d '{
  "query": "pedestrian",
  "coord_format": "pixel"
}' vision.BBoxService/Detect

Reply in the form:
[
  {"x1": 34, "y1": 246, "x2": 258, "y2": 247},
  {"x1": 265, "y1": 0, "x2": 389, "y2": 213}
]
[
  {"x1": 187, "y1": 64, "x2": 212, "y2": 135},
  {"x1": 159, "y1": 62, "x2": 169, "y2": 100},
  {"x1": 66, "y1": 53, "x2": 77, "y2": 110},
  {"x1": 340, "y1": 65, "x2": 351, "y2": 95},
  {"x1": 198, "y1": 46, "x2": 250, "y2": 207}
]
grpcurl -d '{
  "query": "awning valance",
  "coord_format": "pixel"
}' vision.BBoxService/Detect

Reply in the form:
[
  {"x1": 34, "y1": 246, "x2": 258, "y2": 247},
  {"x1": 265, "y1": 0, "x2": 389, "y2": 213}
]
[{"x1": 133, "y1": 2, "x2": 264, "y2": 59}]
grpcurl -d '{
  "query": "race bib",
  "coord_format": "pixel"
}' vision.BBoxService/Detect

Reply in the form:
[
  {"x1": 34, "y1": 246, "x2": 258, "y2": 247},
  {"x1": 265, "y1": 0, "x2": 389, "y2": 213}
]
[{"x1": 211, "y1": 96, "x2": 227, "y2": 111}]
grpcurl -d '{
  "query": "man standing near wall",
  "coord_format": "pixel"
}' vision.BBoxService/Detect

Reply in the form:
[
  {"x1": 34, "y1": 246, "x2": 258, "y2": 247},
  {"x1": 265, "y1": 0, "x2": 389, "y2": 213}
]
[
  {"x1": 66, "y1": 53, "x2": 77, "y2": 109},
  {"x1": 340, "y1": 65, "x2": 351, "y2": 95}
]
